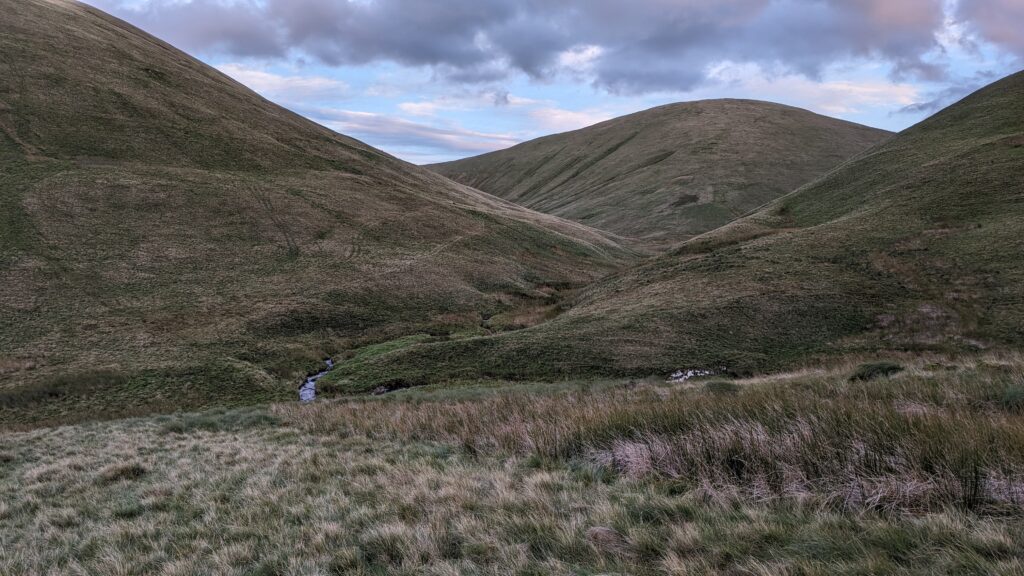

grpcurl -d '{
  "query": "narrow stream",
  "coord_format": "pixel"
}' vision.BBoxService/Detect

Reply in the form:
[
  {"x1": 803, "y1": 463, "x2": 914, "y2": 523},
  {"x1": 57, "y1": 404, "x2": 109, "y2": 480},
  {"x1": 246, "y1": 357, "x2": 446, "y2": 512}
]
[{"x1": 298, "y1": 358, "x2": 334, "y2": 402}]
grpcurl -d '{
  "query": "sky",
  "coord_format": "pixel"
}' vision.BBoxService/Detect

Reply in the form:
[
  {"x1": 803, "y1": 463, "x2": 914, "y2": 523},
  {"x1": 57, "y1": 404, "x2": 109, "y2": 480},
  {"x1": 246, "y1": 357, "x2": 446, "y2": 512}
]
[{"x1": 82, "y1": 0, "x2": 1023, "y2": 164}]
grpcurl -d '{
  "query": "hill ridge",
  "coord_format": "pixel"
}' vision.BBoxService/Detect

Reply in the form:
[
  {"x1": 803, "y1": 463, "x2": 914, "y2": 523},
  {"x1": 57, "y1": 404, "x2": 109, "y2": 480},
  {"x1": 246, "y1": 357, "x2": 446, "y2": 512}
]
[{"x1": 431, "y1": 99, "x2": 891, "y2": 246}]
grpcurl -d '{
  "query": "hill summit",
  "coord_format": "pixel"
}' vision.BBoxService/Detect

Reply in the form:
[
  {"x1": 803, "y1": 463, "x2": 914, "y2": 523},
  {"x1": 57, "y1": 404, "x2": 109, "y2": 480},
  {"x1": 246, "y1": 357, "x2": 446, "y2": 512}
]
[{"x1": 431, "y1": 100, "x2": 890, "y2": 246}]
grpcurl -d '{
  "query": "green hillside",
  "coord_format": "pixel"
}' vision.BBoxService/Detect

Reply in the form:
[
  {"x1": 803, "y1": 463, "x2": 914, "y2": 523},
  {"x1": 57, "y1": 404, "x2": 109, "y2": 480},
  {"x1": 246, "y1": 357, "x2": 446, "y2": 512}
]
[
  {"x1": 0, "y1": 0, "x2": 633, "y2": 426},
  {"x1": 338, "y1": 70, "x2": 1024, "y2": 387},
  {"x1": 431, "y1": 100, "x2": 890, "y2": 246}
]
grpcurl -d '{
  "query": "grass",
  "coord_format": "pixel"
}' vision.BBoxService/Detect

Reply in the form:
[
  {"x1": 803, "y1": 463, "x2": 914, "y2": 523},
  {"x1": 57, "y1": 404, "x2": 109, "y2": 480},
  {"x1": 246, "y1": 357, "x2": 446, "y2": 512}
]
[
  {"x1": 431, "y1": 100, "x2": 890, "y2": 246},
  {"x1": 3, "y1": 357, "x2": 1024, "y2": 574},
  {"x1": 850, "y1": 361, "x2": 905, "y2": 381},
  {"x1": 280, "y1": 355, "x2": 1024, "y2": 514}
]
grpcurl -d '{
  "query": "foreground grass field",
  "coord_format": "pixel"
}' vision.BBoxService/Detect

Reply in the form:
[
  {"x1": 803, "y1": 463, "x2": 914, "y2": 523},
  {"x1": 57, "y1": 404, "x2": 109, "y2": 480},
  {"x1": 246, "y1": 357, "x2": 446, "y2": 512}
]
[{"x1": 3, "y1": 355, "x2": 1023, "y2": 575}]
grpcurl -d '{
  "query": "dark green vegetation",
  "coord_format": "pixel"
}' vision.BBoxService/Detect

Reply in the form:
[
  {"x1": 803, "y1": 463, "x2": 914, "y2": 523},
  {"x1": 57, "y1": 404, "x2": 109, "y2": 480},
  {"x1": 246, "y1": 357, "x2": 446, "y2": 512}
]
[
  {"x1": 4, "y1": 359, "x2": 1023, "y2": 574},
  {"x1": 0, "y1": 0, "x2": 633, "y2": 426},
  {"x1": 347, "y1": 70, "x2": 1024, "y2": 388},
  {"x1": 431, "y1": 100, "x2": 889, "y2": 246}
]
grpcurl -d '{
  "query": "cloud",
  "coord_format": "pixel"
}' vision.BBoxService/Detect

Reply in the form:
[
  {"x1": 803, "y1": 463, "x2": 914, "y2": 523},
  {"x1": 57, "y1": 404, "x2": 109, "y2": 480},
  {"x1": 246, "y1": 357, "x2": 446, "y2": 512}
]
[
  {"x1": 305, "y1": 107, "x2": 522, "y2": 156},
  {"x1": 397, "y1": 90, "x2": 540, "y2": 117},
  {"x1": 557, "y1": 45, "x2": 604, "y2": 73},
  {"x1": 957, "y1": 0, "x2": 1024, "y2": 57},
  {"x1": 897, "y1": 70, "x2": 999, "y2": 114},
  {"x1": 89, "y1": 0, "x2": 285, "y2": 58},
  {"x1": 528, "y1": 107, "x2": 615, "y2": 132},
  {"x1": 705, "y1": 62, "x2": 921, "y2": 115},
  {"x1": 216, "y1": 64, "x2": 349, "y2": 101},
  {"x1": 88, "y1": 0, "x2": 961, "y2": 95}
]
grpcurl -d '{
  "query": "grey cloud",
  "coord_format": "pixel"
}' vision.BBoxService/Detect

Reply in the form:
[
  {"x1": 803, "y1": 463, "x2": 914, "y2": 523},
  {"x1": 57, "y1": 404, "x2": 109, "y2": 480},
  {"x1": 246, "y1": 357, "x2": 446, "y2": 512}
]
[
  {"x1": 88, "y1": 0, "x2": 284, "y2": 57},
  {"x1": 897, "y1": 70, "x2": 1000, "y2": 114},
  {"x1": 957, "y1": 0, "x2": 1024, "y2": 57},
  {"x1": 899, "y1": 85, "x2": 974, "y2": 113},
  {"x1": 492, "y1": 91, "x2": 511, "y2": 106},
  {"x1": 269, "y1": 0, "x2": 518, "y2": 67},
  {"x1": 90, "y1": 0, "x2": 960, "y2": 94}
]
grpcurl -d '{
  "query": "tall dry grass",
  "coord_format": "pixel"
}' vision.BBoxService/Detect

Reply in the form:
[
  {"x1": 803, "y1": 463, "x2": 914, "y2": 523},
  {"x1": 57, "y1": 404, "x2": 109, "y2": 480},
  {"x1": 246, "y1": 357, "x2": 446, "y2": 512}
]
[{"x1": 278, "y1": 358, "x2": 1024, "y2": 513}]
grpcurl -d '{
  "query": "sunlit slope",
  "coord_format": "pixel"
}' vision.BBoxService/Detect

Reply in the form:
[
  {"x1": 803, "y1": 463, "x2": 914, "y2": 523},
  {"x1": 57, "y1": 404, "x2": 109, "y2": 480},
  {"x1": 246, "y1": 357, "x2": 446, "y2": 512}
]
[
  {"x1": 339, "y1": 70, "x2": 1024, "y2": 387},
  {"x1": 0, "y1": 0, "x2": 632, "y2": 425},
  {"x1": 431, "y1": 100, "x2": 890, "y2": 246}
]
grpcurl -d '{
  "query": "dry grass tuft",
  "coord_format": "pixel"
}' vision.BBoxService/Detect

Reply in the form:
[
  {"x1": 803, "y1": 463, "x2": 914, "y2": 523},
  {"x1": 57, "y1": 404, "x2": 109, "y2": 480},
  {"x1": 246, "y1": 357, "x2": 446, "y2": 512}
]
[
  {"x1": 97, "y1": 462, "x2": 148, "y2": 484},
  {"x1": 586, "y1": 526, "x2": 633, "y2": 558}
]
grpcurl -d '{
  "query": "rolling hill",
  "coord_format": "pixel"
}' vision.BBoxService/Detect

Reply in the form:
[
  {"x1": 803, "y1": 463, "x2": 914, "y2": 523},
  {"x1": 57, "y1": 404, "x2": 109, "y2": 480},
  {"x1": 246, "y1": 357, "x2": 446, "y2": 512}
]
[
  {"x1": 334, "y1": 70, "x2": 1024, "y2": 388},
  {"x1": 0, "y1": 0, "x2": 633, "y2": 426},
  {"x1": 430, "y1": 100, "x2": 890, "y2": 246}
]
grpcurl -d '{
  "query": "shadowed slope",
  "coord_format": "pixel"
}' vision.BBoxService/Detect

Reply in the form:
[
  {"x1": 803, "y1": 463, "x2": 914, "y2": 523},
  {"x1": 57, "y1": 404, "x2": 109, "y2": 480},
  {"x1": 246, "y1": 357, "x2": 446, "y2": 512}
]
[
  {"x1": 337, "y1": 71, "x2": 1024, "y2": 387},
  {"x1": 431, "y1": 100, "x2": 890, "y2": 246},
  {"x1": 0, "y1": 0, "x2": 632, "y2": 425}
]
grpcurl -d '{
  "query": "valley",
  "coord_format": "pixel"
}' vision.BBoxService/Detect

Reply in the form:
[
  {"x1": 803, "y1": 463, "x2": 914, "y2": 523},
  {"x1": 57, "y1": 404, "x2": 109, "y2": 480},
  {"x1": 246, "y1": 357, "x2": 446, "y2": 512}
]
[{"x1": 1, "y1": 0, "x2": 1022, "y2": 574}]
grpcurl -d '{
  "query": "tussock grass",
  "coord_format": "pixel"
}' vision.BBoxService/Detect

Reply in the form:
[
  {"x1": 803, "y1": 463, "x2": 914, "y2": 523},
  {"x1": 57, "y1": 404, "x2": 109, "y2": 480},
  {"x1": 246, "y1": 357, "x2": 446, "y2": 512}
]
[
  {"x1": 849, "y1": 361, "x2": 904, "y2": 381},
  {"x1": 279, "y1": 357, "x2": 1024, "y2": 514},
  {"x1": 703, "y1": 379, "x2": 740, "y2": 394}
]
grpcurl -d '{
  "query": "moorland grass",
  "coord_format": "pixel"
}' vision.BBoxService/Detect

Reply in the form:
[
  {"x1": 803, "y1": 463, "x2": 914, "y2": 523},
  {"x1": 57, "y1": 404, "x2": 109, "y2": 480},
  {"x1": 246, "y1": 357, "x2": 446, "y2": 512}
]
[
  {"x1": 3, "y1": 357, "x2": 1024, "y2": 574},
  {"x1": 280, "y1": 355, "x2": 1024, "y2": 514},
  {"x1": 849, "y1": 361, "x2": 905, "y2": 381}
]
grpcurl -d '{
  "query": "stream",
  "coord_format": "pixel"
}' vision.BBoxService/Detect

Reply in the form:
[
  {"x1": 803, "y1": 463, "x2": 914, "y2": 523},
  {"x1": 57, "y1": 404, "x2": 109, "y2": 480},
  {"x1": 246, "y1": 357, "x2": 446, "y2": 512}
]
[{"x1": 298, "y1": 358, "x2": 334, "y2": 402}]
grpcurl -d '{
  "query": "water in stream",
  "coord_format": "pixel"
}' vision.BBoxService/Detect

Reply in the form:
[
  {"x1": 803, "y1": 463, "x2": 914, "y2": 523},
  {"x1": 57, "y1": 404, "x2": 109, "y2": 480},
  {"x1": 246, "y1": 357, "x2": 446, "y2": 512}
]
[{"x1": 298, "y1": 358, "x2": 334, "y2": 402}]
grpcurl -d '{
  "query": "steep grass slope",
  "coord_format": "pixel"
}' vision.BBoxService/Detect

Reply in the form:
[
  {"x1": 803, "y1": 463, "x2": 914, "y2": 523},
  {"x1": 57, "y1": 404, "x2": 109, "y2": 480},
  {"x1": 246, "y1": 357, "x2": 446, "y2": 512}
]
[
  {"x1": 339, "y1": 71, "x2": 1024, "y2": 387},
  {"x1": 0, "y1": 0, "x2": 632, "y2": 425},
  {"x1": 431, "y1": 100, "x2": 890, "y2": 245}
]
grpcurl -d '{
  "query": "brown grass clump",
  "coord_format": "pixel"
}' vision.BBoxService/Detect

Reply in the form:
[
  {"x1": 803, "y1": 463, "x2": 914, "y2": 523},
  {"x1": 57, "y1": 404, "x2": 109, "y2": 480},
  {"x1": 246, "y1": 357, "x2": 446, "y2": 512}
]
[{"x1": 97, "y1": 461, "x2": 148, "y2": 484}]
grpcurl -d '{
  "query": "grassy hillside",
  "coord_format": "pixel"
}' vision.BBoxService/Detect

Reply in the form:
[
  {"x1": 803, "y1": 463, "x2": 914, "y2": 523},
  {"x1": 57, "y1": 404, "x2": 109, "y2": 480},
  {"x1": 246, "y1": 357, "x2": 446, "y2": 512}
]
[
  {"x1": 338, "y1": 70, "x2": 1024, "y2": 387},
  {"x1": 431, "y1": 100, "x2": 890, "y2": 246},
  {"x1": 0, "y1": 0, "x2": 633, "y2": 426},
  {"x1": 4, "y1": 356, "x2": 1024, "y2": 574}
]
